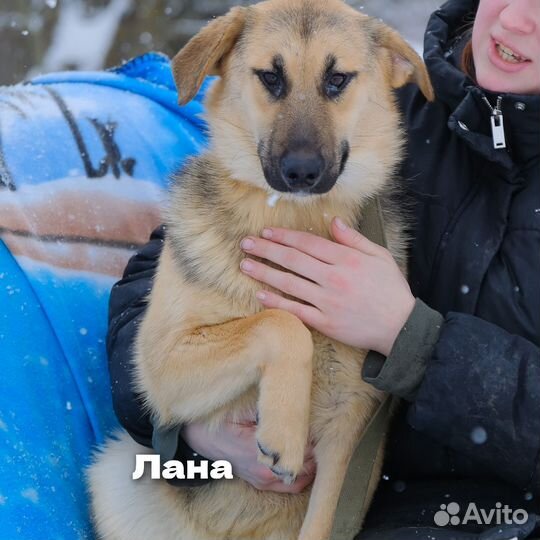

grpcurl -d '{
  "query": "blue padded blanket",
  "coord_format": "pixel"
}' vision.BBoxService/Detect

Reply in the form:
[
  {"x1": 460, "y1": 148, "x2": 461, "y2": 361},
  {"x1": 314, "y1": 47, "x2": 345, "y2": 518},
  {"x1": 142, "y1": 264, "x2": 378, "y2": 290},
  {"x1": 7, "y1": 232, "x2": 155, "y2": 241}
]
[{"x1": 0, "y1": 53, "x2": 211, "y2": 539}]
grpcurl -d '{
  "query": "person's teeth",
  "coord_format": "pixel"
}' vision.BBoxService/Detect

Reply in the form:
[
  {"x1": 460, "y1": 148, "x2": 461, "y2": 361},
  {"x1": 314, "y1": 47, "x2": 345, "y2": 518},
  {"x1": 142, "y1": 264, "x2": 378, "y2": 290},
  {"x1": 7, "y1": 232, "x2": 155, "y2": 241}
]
[{"x1": 496, "y1": 42, "x2": 526, "y2": 63}]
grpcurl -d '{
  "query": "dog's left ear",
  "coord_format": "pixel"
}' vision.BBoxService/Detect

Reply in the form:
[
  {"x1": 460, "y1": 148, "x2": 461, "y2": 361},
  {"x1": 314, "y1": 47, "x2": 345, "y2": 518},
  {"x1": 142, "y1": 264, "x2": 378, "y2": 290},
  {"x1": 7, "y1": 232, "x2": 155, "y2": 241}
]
[
  {"x1": 172, "y1": 6, "x2": 248, "y2": 105},
  {"x1": 371, "y1": 21, "x2": 435, "y2": 102}
]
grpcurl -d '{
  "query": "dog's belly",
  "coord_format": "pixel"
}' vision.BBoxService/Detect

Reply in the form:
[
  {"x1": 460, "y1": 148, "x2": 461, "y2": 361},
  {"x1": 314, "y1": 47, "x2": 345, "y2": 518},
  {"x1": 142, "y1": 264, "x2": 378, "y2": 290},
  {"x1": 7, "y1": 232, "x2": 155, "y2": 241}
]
[{"x1": 181, "y1": 331, "x2": 381, "y2": 538}]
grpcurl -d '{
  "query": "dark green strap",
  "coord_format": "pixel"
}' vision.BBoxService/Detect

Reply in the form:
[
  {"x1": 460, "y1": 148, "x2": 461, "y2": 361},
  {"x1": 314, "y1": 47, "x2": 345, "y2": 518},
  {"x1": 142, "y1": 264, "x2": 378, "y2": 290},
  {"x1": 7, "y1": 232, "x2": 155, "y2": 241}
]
[
  {"x1": 330, "y1": 197, "x2": 395, "y2": 540},
  {"x1": 330, "y1": 396, "x2": 394, "y2": 540},
  {"x1": 358, "y1": 197, "x2": 388, "y2": 249}
]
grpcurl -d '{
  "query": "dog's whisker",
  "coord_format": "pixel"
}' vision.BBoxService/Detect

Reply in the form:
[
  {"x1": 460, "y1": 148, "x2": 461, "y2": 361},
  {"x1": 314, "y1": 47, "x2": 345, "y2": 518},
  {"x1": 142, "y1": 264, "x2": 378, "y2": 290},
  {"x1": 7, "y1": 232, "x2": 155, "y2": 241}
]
[
  {"x1": 351, "y1": 129, "x2": 391, "y2": 139},
  {"x1": 219, "y1": 117, "x2": 253, "y2": 134},
  {"x1": 367, "y1": 98, "x2": 390, "y2": 111},
  {"x1": 228, "y1": 151, "x2": 259, "y2": 165},
  {"x1": 349, "y1": 136, "x2": 391, "y2": 146},
  {"x1": 344, "y1": 161, "x2": 376, "y2": 176}
]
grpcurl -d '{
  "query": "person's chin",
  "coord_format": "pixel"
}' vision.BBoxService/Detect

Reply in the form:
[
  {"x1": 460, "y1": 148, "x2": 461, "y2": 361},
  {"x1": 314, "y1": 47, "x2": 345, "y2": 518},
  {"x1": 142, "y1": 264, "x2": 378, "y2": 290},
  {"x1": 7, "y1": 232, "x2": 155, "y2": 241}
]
[{"x1": 476, "y1": 68, "x2": 528, "y2": 95}]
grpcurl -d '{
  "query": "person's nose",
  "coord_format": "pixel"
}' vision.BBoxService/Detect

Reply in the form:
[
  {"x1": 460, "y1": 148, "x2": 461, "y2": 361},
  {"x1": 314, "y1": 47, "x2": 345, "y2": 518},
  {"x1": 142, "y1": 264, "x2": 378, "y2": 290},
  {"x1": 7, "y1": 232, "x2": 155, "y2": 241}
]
[{"x1": 499, "y1": 0, "x2": 536, "y2": 35}]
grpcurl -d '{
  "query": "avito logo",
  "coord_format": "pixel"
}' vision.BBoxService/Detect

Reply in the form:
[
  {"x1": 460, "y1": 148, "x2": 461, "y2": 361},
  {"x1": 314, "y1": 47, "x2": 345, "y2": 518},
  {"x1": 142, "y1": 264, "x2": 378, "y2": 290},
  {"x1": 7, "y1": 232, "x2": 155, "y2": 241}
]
[{"x1": 434, "y1": 502, "x2": 529, "y2": 527}]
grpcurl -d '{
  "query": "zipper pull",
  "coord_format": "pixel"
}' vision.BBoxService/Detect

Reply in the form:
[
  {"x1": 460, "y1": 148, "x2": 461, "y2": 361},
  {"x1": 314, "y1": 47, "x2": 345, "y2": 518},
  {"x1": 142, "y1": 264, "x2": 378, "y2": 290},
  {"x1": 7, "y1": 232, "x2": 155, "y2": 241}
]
[{"x1": 482, "y1": 96, "x2": 506, "y2": 149}]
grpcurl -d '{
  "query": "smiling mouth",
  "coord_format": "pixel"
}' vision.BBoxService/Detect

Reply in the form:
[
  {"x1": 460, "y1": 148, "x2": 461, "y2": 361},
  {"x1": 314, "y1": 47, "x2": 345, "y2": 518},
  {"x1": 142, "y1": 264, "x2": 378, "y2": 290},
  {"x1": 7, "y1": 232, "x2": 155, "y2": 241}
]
[{"x1": 495, "y1": 41, "x2": 531, "y2": 64}]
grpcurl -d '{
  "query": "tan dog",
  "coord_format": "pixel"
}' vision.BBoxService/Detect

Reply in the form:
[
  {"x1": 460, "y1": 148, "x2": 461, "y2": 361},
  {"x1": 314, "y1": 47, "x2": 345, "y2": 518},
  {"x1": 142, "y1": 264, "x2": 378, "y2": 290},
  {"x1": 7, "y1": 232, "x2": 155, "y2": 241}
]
[{"x1": 88, "y1": 0, "x2": 433, "y2": 538}]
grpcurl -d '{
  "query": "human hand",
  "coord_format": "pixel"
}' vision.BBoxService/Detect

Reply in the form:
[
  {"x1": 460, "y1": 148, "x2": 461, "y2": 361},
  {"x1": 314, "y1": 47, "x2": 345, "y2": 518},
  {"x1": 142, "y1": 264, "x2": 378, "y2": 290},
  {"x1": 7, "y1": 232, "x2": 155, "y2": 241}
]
[
  {"x1": 239, "y1": 217, "x2": 415, "y2": 356},
  {"x1": 183, "y1": 415, "x2": 316, "y2": 493}
]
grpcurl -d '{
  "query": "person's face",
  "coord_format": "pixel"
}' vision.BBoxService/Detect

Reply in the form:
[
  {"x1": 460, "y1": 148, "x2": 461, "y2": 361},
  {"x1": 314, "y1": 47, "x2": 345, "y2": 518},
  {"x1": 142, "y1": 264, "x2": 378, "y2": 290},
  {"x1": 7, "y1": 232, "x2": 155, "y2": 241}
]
[{"x1": 472, "y1": 0, "x2": 540, "y2": 94}]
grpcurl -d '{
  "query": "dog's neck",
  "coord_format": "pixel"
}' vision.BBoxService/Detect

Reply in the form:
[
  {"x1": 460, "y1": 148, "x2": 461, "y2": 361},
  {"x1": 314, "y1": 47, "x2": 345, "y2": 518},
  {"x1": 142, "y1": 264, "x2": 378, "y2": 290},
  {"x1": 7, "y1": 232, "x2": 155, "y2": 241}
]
[
  {"x1": 221, "y1": 178, "x2": 362, "y2": 237},
  {"x1": 223, "y1": 157, "x2": 365, "y2": 230},
  {"x1": 170, "y1": 154, "x2": 366, "y2": 240},
  {"x1": 166, "y1": 154, "x2": 368, "y2": 302}
]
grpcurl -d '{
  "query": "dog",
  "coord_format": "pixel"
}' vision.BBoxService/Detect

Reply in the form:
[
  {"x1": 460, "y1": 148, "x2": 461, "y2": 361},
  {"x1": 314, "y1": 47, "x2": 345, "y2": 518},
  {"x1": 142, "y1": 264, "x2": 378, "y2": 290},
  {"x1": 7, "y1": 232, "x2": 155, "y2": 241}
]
[{"x1": 88, "y1": 0, "x2": 433, "y2": 538}]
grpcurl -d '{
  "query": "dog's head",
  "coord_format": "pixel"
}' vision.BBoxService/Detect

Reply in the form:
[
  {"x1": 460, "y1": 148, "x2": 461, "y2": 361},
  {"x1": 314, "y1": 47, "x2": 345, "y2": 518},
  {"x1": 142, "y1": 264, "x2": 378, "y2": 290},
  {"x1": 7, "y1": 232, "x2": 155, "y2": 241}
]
[{"x1": 172, "y1": 0, "x2": 433, "y2": 202}]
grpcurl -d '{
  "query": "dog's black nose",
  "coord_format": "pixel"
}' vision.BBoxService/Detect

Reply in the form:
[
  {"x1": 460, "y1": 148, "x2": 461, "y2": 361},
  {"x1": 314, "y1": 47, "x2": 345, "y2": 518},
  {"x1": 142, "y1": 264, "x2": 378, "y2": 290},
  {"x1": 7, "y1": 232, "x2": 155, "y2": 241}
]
[{"x1": 280, "y1": 149, "x2": 324, "y2": 191}]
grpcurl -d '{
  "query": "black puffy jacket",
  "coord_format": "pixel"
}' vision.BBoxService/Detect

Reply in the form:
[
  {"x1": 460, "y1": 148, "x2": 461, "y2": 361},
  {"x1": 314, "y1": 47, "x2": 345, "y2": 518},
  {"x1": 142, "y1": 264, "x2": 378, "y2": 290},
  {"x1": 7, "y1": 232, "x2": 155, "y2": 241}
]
[
  {"x1": 357, "y1": 0, "x2": 540, "y2": 534},
  {"x1": 107, "y1": 0, "x2": 540, "y2": 535}
]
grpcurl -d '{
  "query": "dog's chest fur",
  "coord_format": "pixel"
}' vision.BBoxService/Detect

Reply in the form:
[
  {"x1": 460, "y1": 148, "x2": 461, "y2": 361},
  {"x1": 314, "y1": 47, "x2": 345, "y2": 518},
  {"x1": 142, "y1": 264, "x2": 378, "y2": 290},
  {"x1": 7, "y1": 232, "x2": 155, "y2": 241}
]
[{"x1": 166, "y1": 154, "x2": 385, "y2": 435}]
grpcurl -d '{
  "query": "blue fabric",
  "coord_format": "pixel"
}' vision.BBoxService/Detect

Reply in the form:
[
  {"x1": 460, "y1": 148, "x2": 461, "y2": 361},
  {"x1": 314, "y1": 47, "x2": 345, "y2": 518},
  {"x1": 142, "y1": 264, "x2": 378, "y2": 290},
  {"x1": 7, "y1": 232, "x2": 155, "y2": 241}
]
[{"x1": 0, "y1": 53, "x2": 211, "y2": 539}]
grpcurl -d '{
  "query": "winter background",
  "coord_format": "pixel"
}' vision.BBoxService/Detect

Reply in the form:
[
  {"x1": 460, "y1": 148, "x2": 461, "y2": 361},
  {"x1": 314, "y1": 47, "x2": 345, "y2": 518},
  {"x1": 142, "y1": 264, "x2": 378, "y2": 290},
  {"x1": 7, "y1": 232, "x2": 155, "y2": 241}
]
[{"x1": 0, "y1": 0, "x2": 441, "y2": 86}]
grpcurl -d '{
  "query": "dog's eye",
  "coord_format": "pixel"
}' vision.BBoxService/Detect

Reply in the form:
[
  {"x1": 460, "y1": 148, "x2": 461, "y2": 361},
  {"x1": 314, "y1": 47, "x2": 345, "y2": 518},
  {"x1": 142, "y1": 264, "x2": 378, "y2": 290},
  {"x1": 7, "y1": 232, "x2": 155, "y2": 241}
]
[
  {"x1": 256, "y1": 71, "x2": 284, "y2": 97},
  {"x1": 326, "y1": 73, "x2": 351, "y2": 98},
  {"x1": 330, "y1": 74, "x2": 347, "y2": 87},
  {"x1": 262, "y1": 72, "x2": 279, "y2": 86}
]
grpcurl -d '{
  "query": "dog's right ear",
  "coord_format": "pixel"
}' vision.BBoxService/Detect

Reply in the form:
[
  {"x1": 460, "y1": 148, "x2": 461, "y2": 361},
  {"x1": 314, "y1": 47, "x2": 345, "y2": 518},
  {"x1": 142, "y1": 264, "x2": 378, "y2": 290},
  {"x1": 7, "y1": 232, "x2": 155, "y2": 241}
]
[
  {"x1": 365, "y1": 18, "x2": 434, "y2": 102},
  {"x1": 172, "y1": 7, "x2": 247, "y2": 106}
]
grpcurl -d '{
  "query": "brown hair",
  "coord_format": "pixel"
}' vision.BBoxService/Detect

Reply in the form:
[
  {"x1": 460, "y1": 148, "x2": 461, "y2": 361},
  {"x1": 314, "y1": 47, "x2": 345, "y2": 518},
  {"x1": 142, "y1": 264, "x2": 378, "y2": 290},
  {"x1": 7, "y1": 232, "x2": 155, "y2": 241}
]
[{"x1": 461, "y1": 38, "x2": 477, "y2": 81}]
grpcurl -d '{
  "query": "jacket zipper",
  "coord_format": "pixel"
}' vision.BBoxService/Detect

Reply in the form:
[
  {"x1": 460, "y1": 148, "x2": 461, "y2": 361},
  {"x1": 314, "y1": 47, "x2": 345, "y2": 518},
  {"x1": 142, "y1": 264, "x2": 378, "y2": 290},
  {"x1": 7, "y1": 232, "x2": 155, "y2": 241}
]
[{"x1": 482, "y1": 95, "x2": 506, "y2": 149}]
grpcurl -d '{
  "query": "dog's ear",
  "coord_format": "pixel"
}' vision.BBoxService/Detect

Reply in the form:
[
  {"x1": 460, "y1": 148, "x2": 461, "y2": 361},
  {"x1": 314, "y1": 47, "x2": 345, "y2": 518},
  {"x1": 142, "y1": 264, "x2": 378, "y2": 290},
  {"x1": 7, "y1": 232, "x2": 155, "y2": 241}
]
[
  {"x1": 172, "y1": 6, "x2": 247, "y2": 105},
  {"x1": 370, "y1": 21, "x2": 434, "y2": 102}
]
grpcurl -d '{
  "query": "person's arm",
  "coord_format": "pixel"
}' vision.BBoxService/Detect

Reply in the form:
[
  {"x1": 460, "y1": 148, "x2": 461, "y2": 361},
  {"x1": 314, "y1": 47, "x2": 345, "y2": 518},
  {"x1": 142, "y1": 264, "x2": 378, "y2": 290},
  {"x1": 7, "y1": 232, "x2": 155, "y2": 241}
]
[
  {"x1": 107, "y1": 224, "x2": 163, "y2": 447},
  {"x1": 362, "y1": 304, "x2": 540, "y2": 496}
]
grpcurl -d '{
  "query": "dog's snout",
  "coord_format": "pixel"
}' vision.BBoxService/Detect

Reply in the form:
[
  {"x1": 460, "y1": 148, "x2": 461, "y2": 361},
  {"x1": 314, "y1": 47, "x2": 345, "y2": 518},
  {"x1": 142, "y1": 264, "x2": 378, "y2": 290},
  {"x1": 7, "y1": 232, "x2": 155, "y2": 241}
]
[{"x1": 280, "y1": 149, "x2": 324, "y2": 191}]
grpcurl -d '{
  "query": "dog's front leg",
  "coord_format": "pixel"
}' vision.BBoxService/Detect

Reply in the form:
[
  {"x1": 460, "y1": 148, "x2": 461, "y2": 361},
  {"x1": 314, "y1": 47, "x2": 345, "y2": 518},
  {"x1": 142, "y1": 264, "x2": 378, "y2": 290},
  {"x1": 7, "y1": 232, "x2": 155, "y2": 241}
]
[
  {"x1": 297, "y1": 409, "x2": 382, "y2": 540},
  {"x1": 137, "y1": 305, "x2": 314, "y2": 484}
]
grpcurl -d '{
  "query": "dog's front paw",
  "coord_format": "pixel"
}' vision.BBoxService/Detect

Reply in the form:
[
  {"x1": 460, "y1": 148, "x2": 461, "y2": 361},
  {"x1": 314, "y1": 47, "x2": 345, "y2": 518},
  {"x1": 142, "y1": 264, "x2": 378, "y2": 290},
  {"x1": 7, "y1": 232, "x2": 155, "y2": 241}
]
[{"x1": 255, "y1": 421, "x2": 306, "y2": 484}]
